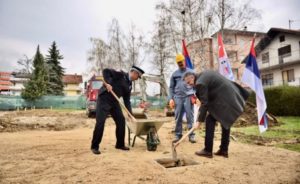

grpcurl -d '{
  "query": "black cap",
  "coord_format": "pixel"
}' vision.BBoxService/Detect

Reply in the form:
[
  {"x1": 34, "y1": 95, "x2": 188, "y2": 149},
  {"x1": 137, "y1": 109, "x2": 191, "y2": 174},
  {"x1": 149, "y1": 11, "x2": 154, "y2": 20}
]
[{"x1": 131, "y1": 65, "x2": 145, "y2": 78}]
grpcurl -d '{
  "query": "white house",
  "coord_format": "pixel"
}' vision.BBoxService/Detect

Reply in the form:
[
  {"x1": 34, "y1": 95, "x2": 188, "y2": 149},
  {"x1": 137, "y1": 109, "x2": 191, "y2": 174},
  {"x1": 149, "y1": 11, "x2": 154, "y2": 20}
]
[
  {"x1": 10, "y1": 72, "x2": 30, "y2": 96},
  {"x1": 255, "y1": 28, "x2": 300, "y2": 87}
]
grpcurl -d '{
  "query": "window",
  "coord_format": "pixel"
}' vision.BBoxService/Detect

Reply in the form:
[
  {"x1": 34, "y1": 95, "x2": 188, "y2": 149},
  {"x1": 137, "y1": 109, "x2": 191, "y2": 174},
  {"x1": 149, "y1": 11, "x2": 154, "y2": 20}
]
[
  {"x1": 262, "y1": 52, "x2": 269, "y2": 63},
  {"x1": 223, "y1": 35, "x2": 236, "y2": 45},
  {"x1": 282, "y1": 69, "x2": 295, "y2": 83},
  {"x1": 279, "y1": 35, "x2": 285, "y2": 42},
  {"x1": 227, "y1": 51, "x2": 238, "y2": 62},
  {"x1": 262, "y1": 73, "x2": 273, "y2": 86},
  {"x1": 233, "y1": 68, "x2": 239, "y2": 80},
  {"x1": 278, "y1": 45, "x2": 291, "y2": 64}
]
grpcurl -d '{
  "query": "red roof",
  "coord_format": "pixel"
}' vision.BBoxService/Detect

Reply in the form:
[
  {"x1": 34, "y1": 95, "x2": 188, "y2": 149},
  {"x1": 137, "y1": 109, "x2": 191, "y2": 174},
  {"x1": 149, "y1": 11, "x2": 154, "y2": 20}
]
[
  {"x1": 0, "y1": 72, "x2": 11, "y2": 78},
  {"x1": 0, "y1": 81, "x2": 13, "y2": 85},
  {"x1": 63, "y1": 74, "x2": 83, "y2": 84},
  {"x1": 0, "y1": 86, "x2": 10, "y2": 90}
]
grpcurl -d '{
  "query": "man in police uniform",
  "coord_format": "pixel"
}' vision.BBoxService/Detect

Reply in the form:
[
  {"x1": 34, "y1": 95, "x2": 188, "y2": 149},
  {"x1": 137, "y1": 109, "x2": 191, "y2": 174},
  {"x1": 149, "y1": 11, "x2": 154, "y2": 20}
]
[{"x1": 91, "y1": 66, "x2": 144, "y2": 155}]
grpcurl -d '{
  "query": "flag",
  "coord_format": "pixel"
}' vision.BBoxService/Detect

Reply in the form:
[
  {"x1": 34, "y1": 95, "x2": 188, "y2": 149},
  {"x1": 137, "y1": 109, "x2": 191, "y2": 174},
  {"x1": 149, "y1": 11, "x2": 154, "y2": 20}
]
[
  {"x1": 182, "y1": 39, "x2": 193, "y2": 69},
  {"x1": 218, "y1": 33, "x2": 235, "y2": 81},
  {"x1": 241, "y1": 37, "x2": 268, "y2": 133}
]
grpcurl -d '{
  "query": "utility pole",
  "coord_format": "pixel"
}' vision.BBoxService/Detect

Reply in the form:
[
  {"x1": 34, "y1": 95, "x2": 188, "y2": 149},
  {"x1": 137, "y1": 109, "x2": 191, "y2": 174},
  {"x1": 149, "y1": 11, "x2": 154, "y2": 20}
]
[
  {"x1": 289, "y1": 19, "x2": 293, "y2": 29},
  {"x1": 181, "y1": 10, "x2": 186, "y2": 40}
]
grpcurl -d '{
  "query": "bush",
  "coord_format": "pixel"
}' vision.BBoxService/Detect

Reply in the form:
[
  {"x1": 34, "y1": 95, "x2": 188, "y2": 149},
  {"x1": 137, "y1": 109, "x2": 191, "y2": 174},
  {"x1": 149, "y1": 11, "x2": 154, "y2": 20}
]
[{"x1": 248, "y1": 86, "x2": 300, "y2": 116}]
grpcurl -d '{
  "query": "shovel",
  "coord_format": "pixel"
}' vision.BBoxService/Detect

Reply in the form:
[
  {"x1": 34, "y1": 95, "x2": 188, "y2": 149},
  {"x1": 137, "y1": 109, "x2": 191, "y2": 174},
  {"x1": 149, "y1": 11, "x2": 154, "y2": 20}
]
[
  {"x1": 172, "y1": 127, "x2": 196, "y2": 161},
  {"x1": 103, "y1": 81, "x2": 137, "y2": 122}
]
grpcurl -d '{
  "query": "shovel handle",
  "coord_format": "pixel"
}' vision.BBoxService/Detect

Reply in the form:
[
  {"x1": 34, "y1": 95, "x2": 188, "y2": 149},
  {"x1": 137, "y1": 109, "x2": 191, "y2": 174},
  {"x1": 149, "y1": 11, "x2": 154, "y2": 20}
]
[
  {"x1": 103, "y1": 81, "x2": 137, "y2": 122},
  {"x1": 173, "y1": 127, "x2": 196, "y2": 148}
]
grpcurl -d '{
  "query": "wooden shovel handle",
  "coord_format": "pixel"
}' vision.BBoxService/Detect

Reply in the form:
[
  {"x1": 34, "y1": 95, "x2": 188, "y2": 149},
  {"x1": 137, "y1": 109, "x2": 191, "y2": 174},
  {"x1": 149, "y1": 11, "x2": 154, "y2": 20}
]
[
  {"x1": 173, "y1": 127, "x2": 196, "y2": 148},
  {"x1": 103, "y1": 81, "x2": 137, "y2": 122}
]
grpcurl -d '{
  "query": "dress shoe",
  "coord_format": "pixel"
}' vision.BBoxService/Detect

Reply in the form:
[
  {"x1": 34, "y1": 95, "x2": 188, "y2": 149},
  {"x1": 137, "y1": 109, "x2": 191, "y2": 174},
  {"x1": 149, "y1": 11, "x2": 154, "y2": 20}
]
[
  {"x1": 214, "y1": 149, "x2": 228, "y2": 158},
  {"x1": 195, "y1": 149, "x2": 213, "y2": 158},
  {"x1": 91, "y1": 148, "x2": 101, "y2": 155},
  {"x1": 115, "y1": 146, "x2": 130, "y2": 151},
  {"x1": 189, "y1": 137, "x2": 196, "y2": 143}
]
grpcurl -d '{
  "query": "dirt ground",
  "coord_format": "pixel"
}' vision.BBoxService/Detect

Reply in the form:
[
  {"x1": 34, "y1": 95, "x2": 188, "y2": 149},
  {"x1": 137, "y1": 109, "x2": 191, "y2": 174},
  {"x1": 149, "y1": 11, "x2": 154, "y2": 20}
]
[{"x1": 0, "y1": 110, "x2": 299, "y2": 184}]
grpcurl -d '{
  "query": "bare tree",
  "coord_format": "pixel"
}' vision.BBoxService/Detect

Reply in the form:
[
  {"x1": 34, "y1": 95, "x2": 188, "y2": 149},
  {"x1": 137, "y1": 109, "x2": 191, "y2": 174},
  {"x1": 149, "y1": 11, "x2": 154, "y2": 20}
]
[
  {"x1": 148, "y1": 17, "x2": 174, "y2": 96},
  {"x1": 87, "y1": 38, "x2": 110, "y2": 76},
  {"x1": 108, "y1": 18, "x2": 126, "y2": 70},
  {"x1": 17, "y1": 55, "x2": 33, "y2": 74},
  {"x1": 125, "y1": 22, "x2": 145, "y2": 69},
  {"x1": 124, "y1": 22, "x2": 145, "y2": 92},
  {"x1": 213, "y1": 0, "x2": 262, "y2": 33}
]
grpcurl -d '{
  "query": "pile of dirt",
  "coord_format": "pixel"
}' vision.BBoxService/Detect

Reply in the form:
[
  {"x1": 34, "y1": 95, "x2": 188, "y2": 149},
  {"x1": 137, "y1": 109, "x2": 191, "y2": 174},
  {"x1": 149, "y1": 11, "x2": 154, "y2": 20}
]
[
  {"x1": 0, "y1": 110, "x2": 92, "y2": 132},
  {"x1": 233, "y1": 102, "x2": 279, "y2": 127}
]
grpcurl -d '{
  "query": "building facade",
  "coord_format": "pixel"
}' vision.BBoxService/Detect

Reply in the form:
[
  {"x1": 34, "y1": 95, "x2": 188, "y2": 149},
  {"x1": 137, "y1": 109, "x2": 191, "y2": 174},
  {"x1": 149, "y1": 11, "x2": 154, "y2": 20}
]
[
  {"x1": 0, "y1": 72, "x2": 13, "y2": 95},
  {"x1": 255, "y1": 28, "x2": 300, "y2": 87},
  {"x1": 63, "y1": 74, "x2": 83, "y2": 96},
  {"x1": 188, "y1": 29, "x2": 265, "y2": 83}
]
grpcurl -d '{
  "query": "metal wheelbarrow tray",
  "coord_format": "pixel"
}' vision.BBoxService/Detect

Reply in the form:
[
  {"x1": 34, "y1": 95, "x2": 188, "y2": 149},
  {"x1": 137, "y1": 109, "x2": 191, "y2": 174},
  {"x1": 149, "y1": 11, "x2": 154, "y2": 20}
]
[{"x1": 126, "y1": 118, "x2": 170, "y2": 150}]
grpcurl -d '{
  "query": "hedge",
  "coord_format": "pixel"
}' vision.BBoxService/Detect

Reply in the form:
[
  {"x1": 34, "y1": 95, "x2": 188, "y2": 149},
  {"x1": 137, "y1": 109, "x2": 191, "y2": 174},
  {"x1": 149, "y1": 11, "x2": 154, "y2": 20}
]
[{"x1": 248, "y1": 86, "x2": 300, "y2": 116}]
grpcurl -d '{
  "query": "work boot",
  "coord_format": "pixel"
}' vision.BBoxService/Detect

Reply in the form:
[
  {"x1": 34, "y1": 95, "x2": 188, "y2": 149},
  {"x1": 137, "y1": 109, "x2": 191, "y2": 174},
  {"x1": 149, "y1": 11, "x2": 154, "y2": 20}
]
[
  {"x1": 115, "y1": 146, "x2": 130, "y2": 151},
  {"x1": 172, "y1": 136, "x2": 182, "y2": 143},
  {"x1": 189, "y1": 136, "x2": 196, "y2": 143},
  {"x1": 91, "y1": 148, "x2": 101, "y2": 155},
  {"x1": 214, "y1": 149, "x2": 228, "y2": 158},
  {"x1": 195, "y1": 149, "x2": 213, "y2": 158}
]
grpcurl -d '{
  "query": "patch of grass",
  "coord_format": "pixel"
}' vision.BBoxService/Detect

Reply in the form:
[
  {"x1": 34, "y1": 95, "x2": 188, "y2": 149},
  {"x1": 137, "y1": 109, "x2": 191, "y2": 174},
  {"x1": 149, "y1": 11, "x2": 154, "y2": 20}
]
[
  {"x1": 231, "y1": 116, "x2": 300, "y2": 152},
  {"x1": 276, "y1": 143, "x2": 300, "y2": 152}
]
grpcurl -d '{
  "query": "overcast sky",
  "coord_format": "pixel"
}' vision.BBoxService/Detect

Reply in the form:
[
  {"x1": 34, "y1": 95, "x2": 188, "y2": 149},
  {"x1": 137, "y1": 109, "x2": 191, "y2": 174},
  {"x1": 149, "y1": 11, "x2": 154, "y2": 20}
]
[{"x1": 1, "y1": 0, "x2": 300, "y2": 76}]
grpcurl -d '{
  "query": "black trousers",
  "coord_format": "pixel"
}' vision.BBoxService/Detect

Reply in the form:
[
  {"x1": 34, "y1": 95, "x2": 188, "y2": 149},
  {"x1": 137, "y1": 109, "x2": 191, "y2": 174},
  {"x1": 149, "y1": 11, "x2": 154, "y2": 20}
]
[
  {"x1": 204, "y1": 114, "x2": 230, "y2": 152},
  {"x1": 91, "y1": 94, "x2": 126, "y2": 150}
]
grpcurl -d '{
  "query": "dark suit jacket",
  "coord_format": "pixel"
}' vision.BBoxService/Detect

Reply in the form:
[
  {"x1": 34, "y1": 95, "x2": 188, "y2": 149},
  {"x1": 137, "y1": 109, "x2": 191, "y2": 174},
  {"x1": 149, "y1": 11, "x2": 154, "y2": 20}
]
[
  {"x1": 98, "y1": 68, "x2": 132, "y2": 113},
  {"x1": 196, "y1": 70, "x2": 249, "y2": 129}
]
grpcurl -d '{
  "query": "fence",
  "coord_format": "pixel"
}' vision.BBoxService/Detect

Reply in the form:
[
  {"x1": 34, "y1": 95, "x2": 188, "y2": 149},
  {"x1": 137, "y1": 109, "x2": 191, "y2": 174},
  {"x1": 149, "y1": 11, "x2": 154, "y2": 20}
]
[{"x1": 0, "y1": 95, "x2": 167, "y2": 110}]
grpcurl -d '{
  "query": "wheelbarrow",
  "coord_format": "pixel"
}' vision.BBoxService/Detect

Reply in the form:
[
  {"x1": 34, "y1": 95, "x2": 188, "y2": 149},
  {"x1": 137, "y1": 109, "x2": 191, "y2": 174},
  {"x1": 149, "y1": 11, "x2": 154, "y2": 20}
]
[
  {"x1": 103, "y1": 81, "x2": 168, "y2": 151},
  {"x1": 126, "y1": 118, "x2": 169, "y2": 151}
]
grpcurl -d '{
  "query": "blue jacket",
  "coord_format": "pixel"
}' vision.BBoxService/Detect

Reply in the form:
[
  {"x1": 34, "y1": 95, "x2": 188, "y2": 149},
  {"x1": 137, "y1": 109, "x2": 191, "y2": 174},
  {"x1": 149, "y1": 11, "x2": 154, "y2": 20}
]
[{"x1": 168, "y1": 68, "x2": 195, "y2": 100}]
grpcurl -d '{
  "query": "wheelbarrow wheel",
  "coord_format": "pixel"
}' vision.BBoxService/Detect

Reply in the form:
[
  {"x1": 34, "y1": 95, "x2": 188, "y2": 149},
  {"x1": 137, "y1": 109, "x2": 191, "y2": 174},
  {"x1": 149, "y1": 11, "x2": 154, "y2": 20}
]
[{"x1": 146, "y1": 127, "x2": 160, "y2": 151}]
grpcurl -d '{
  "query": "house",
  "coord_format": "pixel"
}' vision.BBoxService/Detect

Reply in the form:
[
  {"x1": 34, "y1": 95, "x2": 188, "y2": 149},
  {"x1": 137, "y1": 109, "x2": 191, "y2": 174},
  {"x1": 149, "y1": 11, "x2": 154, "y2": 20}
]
[
  {"x1": 62, "y1": 74, "x2": 83, "y2": 96},
  {"x1": 0, "y1": 72, "x2": 13, "y2": 95},
  {"x1": 254, "y1": 28, "x2": 300, "y2": 87},
  {"x1": 10, "y1": 72, "x2": 30, "y2": 96},
  {"x1": 188, "y1": 28, "x2": 265, "y2": 83}
]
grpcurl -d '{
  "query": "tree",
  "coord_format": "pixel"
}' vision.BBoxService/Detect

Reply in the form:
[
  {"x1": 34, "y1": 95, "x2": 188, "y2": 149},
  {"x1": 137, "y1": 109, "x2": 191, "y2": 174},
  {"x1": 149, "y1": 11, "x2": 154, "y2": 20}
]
[
  {"x1": 213, "y1": 0, "x2": 262, "y2": 33},
  {"x1": 148, "y1": 17, "x2": 173, "y2": 96},
  {"x1": 46, "y1": 41, "x2": 65, "y2": 95},
  {"x1": 87, "y1": 38, "x2": 110, "y2": 76},
  {"x1": 108, "y1": 18, "x2": 126, "y2": 70},
  {"x1": 21, "y1": 45, "x2": 48, "y2": 100},
  {"x1": 17, "y1": 55, "x2": 33, "y2": 74},
  {"x1": 124, "y1": 23, "x2": 145, "y2": 92}
]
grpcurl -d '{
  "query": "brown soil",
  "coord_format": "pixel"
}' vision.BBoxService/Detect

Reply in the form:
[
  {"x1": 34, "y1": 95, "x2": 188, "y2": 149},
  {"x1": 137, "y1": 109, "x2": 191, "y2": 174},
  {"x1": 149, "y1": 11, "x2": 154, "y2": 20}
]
[
  {"x1": 234, "y1": 102, "x2": 279, "y2": 127},
  {"x1": 0, "y1": 110, "x2": 299, "y2": 184}
]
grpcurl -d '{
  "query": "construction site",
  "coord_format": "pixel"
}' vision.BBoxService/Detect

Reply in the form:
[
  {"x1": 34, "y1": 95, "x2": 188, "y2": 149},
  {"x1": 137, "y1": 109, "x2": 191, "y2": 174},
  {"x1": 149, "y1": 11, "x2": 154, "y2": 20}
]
[{"x1": 0, "y1": 104, "x2": 299, "y2": 183}]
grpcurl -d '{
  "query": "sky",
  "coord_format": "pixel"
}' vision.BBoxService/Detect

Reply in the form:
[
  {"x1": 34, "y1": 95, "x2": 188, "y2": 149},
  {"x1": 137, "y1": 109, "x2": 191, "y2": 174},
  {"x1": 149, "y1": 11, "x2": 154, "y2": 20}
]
[{"x1": 0, "y1": 0, "x2": 300, "y2": 77}]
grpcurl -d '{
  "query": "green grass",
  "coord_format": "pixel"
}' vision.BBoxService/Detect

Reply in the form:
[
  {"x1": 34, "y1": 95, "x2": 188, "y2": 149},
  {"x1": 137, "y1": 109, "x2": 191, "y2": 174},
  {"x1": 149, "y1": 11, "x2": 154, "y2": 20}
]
[{"x1": 232, "y1": 117, "x2": 300, "y2": 152}]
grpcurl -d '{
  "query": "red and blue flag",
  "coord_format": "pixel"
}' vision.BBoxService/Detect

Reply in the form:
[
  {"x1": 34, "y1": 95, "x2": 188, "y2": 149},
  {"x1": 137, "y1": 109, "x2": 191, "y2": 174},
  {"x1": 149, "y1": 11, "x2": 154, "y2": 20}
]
[
  {"x1": 241, "y1": 37, "x2": 268, "y2": 133},
  {"x1": 182, "y1": 39, "x2": 193, "y2": 69}
]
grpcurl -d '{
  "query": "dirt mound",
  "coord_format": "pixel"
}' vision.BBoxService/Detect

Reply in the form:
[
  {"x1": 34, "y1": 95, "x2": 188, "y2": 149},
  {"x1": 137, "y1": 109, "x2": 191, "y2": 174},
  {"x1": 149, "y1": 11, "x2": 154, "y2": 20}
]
[
  {"x1": 234, "y1": 102, "x2": 279, "y2": 127},
  {"x1": 0, "y1": 110, "x2": 92, "y2": 132}
]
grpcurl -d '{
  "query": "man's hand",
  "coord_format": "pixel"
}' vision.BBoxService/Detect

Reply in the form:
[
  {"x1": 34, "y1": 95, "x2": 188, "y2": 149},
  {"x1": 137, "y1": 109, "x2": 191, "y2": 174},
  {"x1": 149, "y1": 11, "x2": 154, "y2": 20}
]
[
  {"x1": 193, "y1": 121, "x2": 201, "y2": 129},
  {"x1": 105, "y1": 83, "x2": 113, "y2": 92},
  {"x1": 169, "y1": 99, "x2": 175, "y2": 109}
]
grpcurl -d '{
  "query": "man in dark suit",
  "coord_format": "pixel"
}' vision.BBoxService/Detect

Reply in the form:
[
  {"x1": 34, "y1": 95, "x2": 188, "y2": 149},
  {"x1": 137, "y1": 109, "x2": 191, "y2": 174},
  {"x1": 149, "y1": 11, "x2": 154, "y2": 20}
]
[
  {"x1": 91, "y1": 66, "x2": 144, "y2": 155},
  {"x1": 183, "y1": 71, "x2": 249, "y2": 158}
]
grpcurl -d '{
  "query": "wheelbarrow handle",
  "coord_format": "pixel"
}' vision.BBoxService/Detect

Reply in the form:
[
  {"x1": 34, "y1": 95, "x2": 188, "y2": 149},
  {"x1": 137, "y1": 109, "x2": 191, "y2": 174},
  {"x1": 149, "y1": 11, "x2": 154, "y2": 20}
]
[{"x1": 103, "y1": 80, "x2": 137, "y2": 122}]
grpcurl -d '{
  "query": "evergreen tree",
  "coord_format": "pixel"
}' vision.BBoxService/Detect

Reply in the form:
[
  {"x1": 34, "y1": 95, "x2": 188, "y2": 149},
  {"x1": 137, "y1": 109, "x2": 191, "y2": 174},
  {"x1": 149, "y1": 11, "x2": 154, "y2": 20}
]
[
  {"x1": 21, "y1": 45, "x2": 48, "y2": 100},
  {"x1": 46, "y1": 41, "x2": 65, "y2": 95}
]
